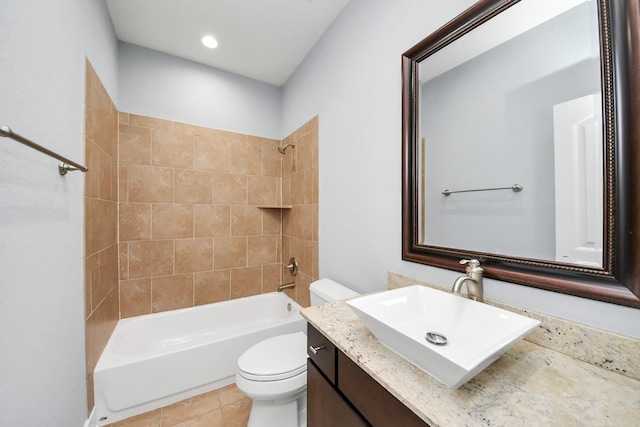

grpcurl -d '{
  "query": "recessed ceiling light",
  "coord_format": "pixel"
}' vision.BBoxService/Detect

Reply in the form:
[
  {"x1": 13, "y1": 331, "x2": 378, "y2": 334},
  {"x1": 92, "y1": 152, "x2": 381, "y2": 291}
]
[{"x1": 202, "y1": 35, "x2": 218, "y2": 49}]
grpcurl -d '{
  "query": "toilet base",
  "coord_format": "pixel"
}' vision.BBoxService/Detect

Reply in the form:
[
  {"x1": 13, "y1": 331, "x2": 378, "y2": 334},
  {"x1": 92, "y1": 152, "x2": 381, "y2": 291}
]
[{"x1": 247, "y1": 393, "x2": 307, "y2": 427}]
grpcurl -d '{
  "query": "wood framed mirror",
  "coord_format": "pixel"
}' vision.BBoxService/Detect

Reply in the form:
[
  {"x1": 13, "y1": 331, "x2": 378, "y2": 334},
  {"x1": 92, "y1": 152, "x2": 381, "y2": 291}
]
[{"x1": 402, "y1": 0, "x2": 640, "y2": 307}]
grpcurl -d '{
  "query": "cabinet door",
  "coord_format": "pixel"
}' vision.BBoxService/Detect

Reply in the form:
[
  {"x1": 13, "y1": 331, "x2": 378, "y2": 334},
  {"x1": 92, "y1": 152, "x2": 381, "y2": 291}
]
[
  {"x1": 307, "y1": 360, "x2": 369, "y2": 427},
  {"x1": 338, "y1": 352, "x2": 428, "y2": 427}
]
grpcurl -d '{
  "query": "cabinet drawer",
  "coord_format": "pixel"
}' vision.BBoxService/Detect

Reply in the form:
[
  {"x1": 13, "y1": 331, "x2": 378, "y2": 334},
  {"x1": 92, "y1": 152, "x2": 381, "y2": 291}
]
[
  {"x1": 307, "y1": 324, "x2": 336, "y2": 384},
  {"x1": 338, "y1": 351, "x2": 428, "y2": 427}
]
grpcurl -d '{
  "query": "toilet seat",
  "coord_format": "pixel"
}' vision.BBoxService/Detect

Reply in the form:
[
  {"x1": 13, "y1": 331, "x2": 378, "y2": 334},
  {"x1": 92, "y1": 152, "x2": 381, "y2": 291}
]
[{"x1": 237, "y1": 332, "x2": 307, "y2": 382}]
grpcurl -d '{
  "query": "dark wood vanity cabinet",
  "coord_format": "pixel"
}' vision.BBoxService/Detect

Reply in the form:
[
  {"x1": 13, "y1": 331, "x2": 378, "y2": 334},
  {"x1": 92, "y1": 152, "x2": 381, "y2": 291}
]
[
  {"x1": 307, "y1": 324, "x2": 428, "y2": 427},
  {"x1": 307, "y1": 361, "x2": 368, "y2": 427}
]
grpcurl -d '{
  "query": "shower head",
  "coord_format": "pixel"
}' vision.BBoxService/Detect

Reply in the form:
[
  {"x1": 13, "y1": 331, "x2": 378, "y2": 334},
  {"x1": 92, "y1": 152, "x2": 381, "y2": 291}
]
[{"x1": 278, "y1": 141, "x2": 295, "y2": 154}]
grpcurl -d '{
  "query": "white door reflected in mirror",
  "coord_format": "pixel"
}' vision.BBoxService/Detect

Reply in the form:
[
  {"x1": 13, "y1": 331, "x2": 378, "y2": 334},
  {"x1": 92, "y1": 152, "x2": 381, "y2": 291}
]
[{"x1": 553, "y1": 93, "x2": 603, "y2": 267}]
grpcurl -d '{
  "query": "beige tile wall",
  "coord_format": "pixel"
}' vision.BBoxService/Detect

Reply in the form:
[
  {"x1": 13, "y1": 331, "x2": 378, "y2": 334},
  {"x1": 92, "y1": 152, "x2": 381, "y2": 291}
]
[
  {"x1": 117, "y1": 114, "x2": 318, "y2": 316},
  {"x1": 281, "y1": 117, "x2": 319, "y2": 307},
  {"x1": 84, "y1": 59, "x2": 120, "y2": 411}
]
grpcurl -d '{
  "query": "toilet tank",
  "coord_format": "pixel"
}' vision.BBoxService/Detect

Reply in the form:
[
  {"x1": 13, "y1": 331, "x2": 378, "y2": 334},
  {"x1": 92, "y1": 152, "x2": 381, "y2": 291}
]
[{"x1": 309, "y1": 278, "x2": 360, "y2": 305}]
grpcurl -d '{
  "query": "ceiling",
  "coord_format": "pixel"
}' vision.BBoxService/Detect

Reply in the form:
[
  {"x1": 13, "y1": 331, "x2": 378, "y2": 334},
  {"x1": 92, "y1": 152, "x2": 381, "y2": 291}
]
[{"x1": 105, "y1": 0, "x2": 351, "y2": 87}]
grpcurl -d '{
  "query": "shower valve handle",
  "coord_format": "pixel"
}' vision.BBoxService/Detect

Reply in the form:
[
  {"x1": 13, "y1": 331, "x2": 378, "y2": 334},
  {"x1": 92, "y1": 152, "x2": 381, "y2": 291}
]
[{"x1": 285, "y1": 257, "x2": 298, "y2": 276}]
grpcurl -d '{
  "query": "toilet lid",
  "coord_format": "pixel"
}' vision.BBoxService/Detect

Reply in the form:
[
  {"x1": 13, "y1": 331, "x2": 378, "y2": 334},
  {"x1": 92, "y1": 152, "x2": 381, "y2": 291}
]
[{"x1": 237, "y1": 332, "x2": 307, "y2": 381}]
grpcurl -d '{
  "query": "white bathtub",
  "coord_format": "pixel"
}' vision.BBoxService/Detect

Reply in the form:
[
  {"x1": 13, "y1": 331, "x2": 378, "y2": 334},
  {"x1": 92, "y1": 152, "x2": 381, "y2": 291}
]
[{"x1": 93, "y1": 292, "x2": 306, "y2": 425}]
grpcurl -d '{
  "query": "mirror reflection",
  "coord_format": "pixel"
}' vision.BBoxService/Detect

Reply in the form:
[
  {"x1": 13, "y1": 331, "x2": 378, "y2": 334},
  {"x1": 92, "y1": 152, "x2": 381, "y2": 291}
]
[{"x1": 417, "y1": 0, "x2": 603, "y2": 267}]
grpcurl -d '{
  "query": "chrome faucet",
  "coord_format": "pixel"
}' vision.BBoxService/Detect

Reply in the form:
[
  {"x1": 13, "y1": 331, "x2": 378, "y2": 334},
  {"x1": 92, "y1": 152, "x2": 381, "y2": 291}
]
[{"x1": 451, "y1": 259, "x2": 484, "y2": 302}]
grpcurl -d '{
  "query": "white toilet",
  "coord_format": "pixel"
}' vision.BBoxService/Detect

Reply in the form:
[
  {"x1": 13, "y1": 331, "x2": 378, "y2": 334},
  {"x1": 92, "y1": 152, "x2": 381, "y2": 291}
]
[{"x1": 235, "y1": 279, "x2": 359, "y2": 427}]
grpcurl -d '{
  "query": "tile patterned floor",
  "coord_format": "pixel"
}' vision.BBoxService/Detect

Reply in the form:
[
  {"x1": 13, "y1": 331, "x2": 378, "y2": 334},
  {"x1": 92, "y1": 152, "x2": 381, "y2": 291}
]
[{"x1": 105, "y1": 383, "x2": 251, "y2": 427}]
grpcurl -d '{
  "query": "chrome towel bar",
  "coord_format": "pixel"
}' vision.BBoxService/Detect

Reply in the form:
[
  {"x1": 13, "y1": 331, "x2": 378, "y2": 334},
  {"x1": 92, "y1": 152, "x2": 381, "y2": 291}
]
[
  {"x1": 1, "y1": 125, "x2": 88, "y2": 175},
  {"x1": 442, "y1": 184, "x2": 523, "y2": 196}
]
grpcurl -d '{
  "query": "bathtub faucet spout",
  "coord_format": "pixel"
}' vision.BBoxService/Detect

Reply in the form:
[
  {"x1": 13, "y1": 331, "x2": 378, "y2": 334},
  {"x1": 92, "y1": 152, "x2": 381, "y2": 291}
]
[{"x1": 277, "y1": 282, "x2": 295, "y2": 292}]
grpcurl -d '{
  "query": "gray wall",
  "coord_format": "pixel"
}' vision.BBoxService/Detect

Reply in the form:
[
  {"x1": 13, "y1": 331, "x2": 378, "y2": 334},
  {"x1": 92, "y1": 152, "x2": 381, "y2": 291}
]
[
  {"x1": 0, "y1": 0, "x2": 118, "y2": 425},
  {"x1": 422, "y1": 2, "x2": 601, "y2": 260},
  {"x1": 282, "y1": 0, "x2": 640, "y2": 338},
  {"x1": 118, "y1": 42, "x2": 283, "y2": 139}
]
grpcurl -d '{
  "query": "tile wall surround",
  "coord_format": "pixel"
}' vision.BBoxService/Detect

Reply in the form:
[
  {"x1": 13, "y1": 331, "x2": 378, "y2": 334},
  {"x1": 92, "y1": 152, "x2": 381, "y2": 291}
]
[
  {"x1": 84, "y1": 59, "x2": 120, "y2": 411},
  {"x1": 280, "y1": 117, "x2": 319, "y2": 307},
  {"x1": 388, "y1": 271, "x2": 640, "y2": 381},
  {"x1": 118, "y1": 114, "x2": 318, "y2": 316},
  {"x1": 117, "y1": 113, "x2": 279, "y2": 316}
]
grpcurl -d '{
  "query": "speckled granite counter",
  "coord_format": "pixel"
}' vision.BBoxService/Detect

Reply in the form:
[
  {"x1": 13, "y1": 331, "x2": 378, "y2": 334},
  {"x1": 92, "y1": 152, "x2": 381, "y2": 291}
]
[{"x1": 301, "y1": 299, "x2": 640, "y2": 426}]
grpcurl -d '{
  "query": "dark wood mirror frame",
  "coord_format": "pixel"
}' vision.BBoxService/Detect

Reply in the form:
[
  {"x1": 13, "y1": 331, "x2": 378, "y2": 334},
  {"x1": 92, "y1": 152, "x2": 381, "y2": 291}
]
[{"x1": 402, "y1": 0, "x2": 640, "y2": 308}]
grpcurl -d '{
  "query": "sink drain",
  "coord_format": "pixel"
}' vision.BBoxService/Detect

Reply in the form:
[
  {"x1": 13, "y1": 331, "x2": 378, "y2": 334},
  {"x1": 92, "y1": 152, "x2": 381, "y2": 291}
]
[{"x1": 425, "y1": 332, "x2": 448, "y2": 346}]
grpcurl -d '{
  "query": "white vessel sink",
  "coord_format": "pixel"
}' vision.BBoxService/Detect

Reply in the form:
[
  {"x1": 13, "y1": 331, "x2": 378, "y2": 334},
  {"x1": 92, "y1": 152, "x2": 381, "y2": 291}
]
[{"x1": 346, "y1": 285, "x2": 540, "y2": 388}]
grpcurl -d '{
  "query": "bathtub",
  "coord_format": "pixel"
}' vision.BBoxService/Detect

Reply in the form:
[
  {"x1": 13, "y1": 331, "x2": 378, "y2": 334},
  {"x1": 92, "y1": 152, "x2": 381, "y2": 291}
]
[{"x1": 93, "y1": 292, "x2": 306, "y2": 425}]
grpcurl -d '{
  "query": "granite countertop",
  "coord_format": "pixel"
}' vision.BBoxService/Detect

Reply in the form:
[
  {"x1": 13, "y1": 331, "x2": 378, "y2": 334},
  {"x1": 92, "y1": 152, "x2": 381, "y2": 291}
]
[{"x1": 301, "y1": 300, "x2": 640, "y2": 426}]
